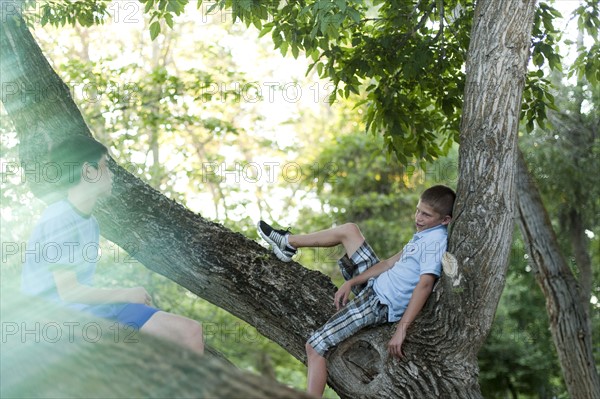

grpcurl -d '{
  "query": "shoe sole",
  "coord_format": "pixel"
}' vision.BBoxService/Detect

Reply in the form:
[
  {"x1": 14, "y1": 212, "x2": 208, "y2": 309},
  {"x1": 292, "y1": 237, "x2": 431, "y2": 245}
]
[{"x1": 257, "y1": 222, "x2": 293, "y2": 262}]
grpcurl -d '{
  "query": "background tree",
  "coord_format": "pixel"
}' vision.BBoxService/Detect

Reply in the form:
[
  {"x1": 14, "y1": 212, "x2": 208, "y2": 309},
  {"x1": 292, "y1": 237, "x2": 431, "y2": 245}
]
[{"x1": 515, "y1": 72, "x2": 600, "y2": 397}]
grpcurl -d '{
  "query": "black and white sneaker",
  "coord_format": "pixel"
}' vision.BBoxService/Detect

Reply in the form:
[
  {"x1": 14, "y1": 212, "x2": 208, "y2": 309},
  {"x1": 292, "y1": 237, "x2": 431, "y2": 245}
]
[{"x1": 257, "y1": 220, "x2": 297, "y2": 262}]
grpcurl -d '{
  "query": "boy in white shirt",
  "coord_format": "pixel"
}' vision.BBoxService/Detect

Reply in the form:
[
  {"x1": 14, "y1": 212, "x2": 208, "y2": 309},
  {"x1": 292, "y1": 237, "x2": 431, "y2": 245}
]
[{"x1": 258, "y1": 185, "x2": 455, "y2": 397}]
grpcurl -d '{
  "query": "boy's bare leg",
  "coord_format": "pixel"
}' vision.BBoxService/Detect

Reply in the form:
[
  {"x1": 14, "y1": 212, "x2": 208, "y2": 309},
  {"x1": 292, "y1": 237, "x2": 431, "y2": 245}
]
[
  {"x1": 288, "y1": 223, "x2": 365, "y2": 258},
  {"x1": 306, "y1": 342, "x2": 327, "y2": 397},
  {"x1": 141, "y1": 311, "x2": 204, "y2": 355}
]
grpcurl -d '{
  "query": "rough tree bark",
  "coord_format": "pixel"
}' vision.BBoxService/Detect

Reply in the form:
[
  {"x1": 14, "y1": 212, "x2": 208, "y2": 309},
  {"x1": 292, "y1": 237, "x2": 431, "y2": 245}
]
[
  {"x1": 0, "y1": 0, "x2": 540, "y2": 397},
  {"x1": 515, "y1": 151, "x2": 600, "y2": 399}
]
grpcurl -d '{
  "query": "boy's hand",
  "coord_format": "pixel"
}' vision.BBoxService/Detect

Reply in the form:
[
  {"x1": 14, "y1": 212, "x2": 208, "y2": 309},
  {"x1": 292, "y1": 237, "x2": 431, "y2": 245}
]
[
  {"x1": 125, "y1": 287, "x2": 153, "y2": 306},
  {"x1": 388, "y1": 325, "x2": 407, "y2": 358},
  {"x1": 333, "y1": 281, "x2": 353, "y2": 310}
]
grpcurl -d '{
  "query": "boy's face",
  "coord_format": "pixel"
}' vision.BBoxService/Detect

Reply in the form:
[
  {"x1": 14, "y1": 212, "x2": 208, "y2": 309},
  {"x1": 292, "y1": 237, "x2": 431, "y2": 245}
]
[
  {"x1": 414, "y1": 200, "x2": 451, "y2": 232},
  {"x1": 82, "y1": 154, "x2": 113, "y2": 197}
]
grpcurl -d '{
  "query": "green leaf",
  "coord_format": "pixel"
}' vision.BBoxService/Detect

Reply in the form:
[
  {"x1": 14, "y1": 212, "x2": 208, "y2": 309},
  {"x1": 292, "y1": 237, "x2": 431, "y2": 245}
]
[
  {"x1": 347, "y1": 8, "x2": 361, "y2": 24},
  {"x1": 79, "y1": 13, "x2": 93, "y2": 27},
  {"x1": 326, "y1": 23, "x2": 339, "y2": 39},
  {"x1": 280, "y1": 41, "x2": 289, "y2": 56},
  {"x1": 165, "y1": 14, "x2": 174, "y2": 29},
  {"x1": 526, "y1": 119, "x2": 534, "y2": 133},
  {"x1": 272, "y1": 31, "x2": 283, "y2": 49},
  {"x1": 258, "y1": 23, "x2": 273, "y2": 38},
  {"x1": 207, "y1": 2, "x2": 220, "y2": 14},
  {"x1": 149, "y1": 21, "x2": 161, "y2": 40},
  {"x1": 144, "y1": 0, "x2": 155, "y2": 14},
  {"x1": 310, "y1": 24, "x2": 319, "y2": 39},
  {"x1": 320, "y1": 15, "x2": 330, "y2": 36},
  {"x1": 547, "y1": 53, "x2": 562, "y2": 72}
]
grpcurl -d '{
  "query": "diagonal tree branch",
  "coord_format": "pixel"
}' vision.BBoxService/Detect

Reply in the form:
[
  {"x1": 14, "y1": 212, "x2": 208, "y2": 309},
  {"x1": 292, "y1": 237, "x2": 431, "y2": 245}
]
[{"x1": 0, "y1": 0, "x2": 335, "y2": 364}]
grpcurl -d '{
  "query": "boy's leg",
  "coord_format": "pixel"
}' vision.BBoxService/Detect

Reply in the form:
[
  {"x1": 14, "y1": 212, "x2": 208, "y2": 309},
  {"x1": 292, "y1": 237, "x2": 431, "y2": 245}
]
[
  {"x1": 141, "y1": 311, "x2": 204, "y2": 355},
  {"x1": 288, "y1": 223, "x2": 365, "y2": 258},
  {"x1": 304, "y1": 287, "x2": 388, "y2": 396},
  {"x1": 258, "y1": 221, "x2": 365, "y2": 262},
  {"x1": 337, "y1": 237, "x2": 380, "y2": 295},
  {"x1": 306, "y1": 342, "x2": 328, "y2": 397}
]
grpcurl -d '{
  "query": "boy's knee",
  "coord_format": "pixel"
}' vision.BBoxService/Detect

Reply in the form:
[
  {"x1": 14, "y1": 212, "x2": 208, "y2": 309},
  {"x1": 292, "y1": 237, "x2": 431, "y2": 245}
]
[
  {"x1": 184, "y1": 320, "x2": 204, "y2": 355},
  {"x1": 341, "y1": 223, "x2": 361, "y2": 238},
  {"x1": 167, "y1": 315, "x2": 202, "y2": 341},
  {"x1": 187, "y1": 320, "x2": 203, "y2": 339},
  {"x1": 305, "y1": 341, "x2": 320, "y2": 357}
]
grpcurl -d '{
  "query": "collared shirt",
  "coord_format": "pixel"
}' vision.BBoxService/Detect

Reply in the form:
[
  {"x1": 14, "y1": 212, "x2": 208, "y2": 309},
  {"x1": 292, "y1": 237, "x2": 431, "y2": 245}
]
[
  {"x1": 373, "y1": 224, "x2": 447, "y2": 322},
  {"x1": 21, "y1": 199, "x2": 100, "y2": 312},
  {"x1": 21, "y1": 200, "x2": 154, "y2": 323}
]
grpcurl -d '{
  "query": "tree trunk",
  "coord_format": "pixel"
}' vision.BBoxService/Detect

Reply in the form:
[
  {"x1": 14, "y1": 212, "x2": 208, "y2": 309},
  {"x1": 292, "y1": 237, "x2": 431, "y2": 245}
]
[
  {"x1": 378, "y1": 0, "x2": 540, "y2": 397},
  {"x1": 0, "y1": 0, "x2": 540, "y2": 397},
  {"x1": 515, "y1": 151, "x2": 600, "y2": 399}
]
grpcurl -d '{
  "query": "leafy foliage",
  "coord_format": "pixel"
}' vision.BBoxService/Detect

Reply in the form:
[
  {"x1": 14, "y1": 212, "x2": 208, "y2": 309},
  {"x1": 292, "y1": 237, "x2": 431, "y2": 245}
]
[
  {"x1": 521, "y1": 73, "x2": 599, "y2": 235},
  {"x1": 570, "y1": 1, "x2": 600, "y2": 86},
  {"x1": 125, "y1": 0, "x2": 594, "y2": 166},
  {"x1": 138, "y1": 0, "x2": 188, "y2": 39},
  {"x1": 206, "y1": 0, "x2": 470, "y2": 163},
  {"x1": 23, "y1": 1, "x2": 597, "y2": 166},
  {"x1": 20, "y1": 0, "x2": 111, "y2": 27}
]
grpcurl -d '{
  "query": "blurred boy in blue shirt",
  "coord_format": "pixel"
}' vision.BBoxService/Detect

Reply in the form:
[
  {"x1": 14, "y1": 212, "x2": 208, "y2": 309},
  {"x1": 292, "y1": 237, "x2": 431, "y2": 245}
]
[{"x1": 22, "y1": 136, "x2": 204, "y2": 354}]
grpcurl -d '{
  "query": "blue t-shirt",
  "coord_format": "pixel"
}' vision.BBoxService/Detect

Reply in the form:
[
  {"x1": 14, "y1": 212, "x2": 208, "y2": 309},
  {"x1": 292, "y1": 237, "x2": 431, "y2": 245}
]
[
  {"x1": 21, "y1": 200, "x2": 121, "y2": 318},
  {"x1": 373, "y1": 224, "x2": 447, "y2": 322}
]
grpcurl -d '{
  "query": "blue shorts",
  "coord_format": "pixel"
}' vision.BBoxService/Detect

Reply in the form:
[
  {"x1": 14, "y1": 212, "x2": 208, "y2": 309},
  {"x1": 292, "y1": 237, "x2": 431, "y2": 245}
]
[{"x1": 85, "y1": 303, "x2": 160, "y2": 330}]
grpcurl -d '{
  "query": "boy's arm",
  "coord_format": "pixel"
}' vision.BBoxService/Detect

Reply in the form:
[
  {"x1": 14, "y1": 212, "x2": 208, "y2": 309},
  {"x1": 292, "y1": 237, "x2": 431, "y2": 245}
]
[
  {"x1": 53, "y1": 269, "x2": 152, "y2": 305},
  {"x1": 334, "y1": 250, "x2": 403, "y2": 310},
  {"x1": 387, "y1": 273, "x2": 436, "y2": 358}
]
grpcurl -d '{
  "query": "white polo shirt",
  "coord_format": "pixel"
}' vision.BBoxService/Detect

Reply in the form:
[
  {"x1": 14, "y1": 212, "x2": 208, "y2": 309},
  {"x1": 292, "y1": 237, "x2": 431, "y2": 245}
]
[{"x1": 373, "y1": 224, "x2": 447, "y2": 322}]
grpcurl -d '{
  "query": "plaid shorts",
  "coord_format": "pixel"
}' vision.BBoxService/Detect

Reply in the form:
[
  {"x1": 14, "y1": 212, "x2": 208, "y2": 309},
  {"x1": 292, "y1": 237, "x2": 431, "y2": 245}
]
[
  {"x1": 307, "y1": 241, "x2": 388, "y2": 356},
  {"x1": 338, "y1": 240, "x2": 380, "y2": 295}
]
